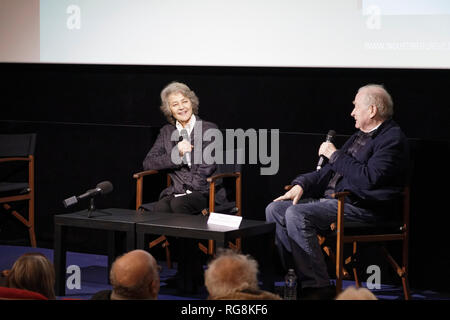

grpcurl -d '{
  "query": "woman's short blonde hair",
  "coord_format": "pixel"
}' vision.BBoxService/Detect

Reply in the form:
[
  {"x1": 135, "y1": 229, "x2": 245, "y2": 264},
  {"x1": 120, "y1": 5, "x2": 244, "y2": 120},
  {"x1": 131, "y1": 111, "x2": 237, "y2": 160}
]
[{"x1": 160, "y1": 81, "x2": 199, "y2": 124}]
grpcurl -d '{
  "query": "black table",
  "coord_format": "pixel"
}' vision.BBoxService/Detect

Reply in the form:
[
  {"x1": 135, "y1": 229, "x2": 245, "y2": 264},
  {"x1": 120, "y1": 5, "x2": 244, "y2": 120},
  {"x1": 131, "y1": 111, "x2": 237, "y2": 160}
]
[
  {"x1": 53, "y1": 208, "x2": 157, "y2": 296},
  {"x1": 135, "y1": 212, "x2": 276, "y2": 290},
  {"x1": 54, "y1": 209, "x2": 276, "y2": 296}
]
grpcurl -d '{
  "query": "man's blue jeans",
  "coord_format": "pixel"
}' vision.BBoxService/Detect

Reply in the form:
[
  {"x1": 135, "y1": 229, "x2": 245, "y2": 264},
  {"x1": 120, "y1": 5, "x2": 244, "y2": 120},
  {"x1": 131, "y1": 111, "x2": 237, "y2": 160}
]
[{"x1": 265, "y1": 198, "x2": 377, "y2": 289}]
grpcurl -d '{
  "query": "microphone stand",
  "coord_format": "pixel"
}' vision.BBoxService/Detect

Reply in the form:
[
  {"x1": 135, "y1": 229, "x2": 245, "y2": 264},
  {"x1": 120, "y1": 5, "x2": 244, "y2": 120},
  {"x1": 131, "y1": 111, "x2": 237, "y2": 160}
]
[
  {"x1": 85, "y1": 196, "x2": 111, "y2": 218},
  {"x1": 87, "y1": 197, "x2": 96, "y2": 218}
]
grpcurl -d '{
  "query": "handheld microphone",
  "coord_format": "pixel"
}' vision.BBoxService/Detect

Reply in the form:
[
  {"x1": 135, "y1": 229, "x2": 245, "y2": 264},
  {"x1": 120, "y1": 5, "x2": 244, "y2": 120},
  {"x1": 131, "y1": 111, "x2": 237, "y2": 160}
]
[
  {"x1": 316, "y1": 130, "x2": 336, "y2": 171},
  {"x1": 63, "y1": 181, "x2": 113, "y2": 208},
  {"x1": 180, "y1": 128, "x2": 192, "y2": 168}
]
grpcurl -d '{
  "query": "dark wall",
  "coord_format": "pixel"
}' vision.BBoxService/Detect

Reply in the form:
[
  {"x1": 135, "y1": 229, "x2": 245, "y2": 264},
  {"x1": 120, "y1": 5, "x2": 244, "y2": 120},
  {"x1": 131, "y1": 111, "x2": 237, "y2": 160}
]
[{"x1": 1, "y1": 63, "x2": 449, "y2": 292}]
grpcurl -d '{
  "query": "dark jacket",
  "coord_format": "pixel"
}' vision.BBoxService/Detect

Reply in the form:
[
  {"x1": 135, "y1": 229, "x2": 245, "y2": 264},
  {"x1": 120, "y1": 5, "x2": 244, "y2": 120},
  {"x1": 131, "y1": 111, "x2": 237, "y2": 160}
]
[
  {"x1": 292, "y1": 119, "x2": 409, "y2": 215},
  {"x1": 90, "y1": 289, "x2": 112, "y2": 300},
  {"x1": 143, "y1": 116, "x2": 226, "y2": 204}
]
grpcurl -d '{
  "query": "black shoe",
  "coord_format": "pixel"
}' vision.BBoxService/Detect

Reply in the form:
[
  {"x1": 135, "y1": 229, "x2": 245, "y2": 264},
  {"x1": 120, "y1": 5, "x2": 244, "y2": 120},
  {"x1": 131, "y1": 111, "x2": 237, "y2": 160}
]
[{"x1": 299, "y1": 285, "x2": 337, "y2": 300}]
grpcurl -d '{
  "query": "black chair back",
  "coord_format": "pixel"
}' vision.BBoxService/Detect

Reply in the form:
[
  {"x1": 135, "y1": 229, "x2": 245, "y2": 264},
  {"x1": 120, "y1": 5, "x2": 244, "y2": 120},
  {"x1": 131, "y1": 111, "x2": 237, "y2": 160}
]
[
  {"x1": 0, "y1": 134, "x2": 37, "y2": 184},
  {"x1": 0, "y1": 134, "x2": 36, "y2": 157}
]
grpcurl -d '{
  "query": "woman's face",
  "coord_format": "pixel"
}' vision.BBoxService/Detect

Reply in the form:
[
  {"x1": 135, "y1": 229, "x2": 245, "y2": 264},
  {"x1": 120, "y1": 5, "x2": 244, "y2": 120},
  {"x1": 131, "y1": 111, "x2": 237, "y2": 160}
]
[{"x1": 168, "y1": 92, "x2": 193, "y2": 127}]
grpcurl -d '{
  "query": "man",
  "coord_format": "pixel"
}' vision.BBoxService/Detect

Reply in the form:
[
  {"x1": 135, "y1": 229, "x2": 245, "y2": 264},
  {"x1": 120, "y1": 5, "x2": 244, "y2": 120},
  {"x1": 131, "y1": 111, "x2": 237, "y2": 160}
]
[
  {"x1": 204, "y1": 249, "x2": 281, "y2": 300},
  {"x1": 266, "y1": 84, "x2": 409, "y2": 299},
  {"x1": 91, "y1": 250, "x2": 160, "y2": 300}
]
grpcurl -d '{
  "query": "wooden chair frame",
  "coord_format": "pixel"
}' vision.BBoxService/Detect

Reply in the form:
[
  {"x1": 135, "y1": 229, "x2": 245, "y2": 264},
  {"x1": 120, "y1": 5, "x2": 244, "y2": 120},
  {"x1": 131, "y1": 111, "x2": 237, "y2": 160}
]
[
  {"x1": 284, "y1": 185, "x2": 411, "y2": 299},
  {"x1": 332, "y1": 189, "x2": 411, "y2": 299},
  {"x1": 200, "y1": 171, "x2": 242, "y2": 255},
  {"x1": 0, "y1": 155, "x2": 36, "y2": 247},
  {"x1": 134, "y1": 169, "x2": 172, "y2": 267}
]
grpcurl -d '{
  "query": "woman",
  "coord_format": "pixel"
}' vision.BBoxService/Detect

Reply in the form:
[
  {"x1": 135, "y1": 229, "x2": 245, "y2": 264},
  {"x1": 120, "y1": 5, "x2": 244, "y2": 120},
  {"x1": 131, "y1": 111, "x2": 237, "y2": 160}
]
[
  {"x1": 7, "y1": 252, "x2": 56, "y2": 299},
  {"x1": 142, "y1": 81, "x2": 224, "y2": 293},
  {"x1": 143, "y1": 81, "x2": 225, "y2": 214}
]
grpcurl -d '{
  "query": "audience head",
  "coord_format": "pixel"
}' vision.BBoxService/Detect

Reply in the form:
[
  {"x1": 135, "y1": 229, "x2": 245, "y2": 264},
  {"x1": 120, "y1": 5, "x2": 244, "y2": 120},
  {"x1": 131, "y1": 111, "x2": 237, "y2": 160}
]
[
  {"x1": 7, "y1": 252, "x2": 56, "y2": 299},
  {"x1": 109, "y1": 249, "x2": 160, "y2": 300},
  {"x1": 335, "y1": 286, "x2": 378, "y2": 300},
  {"x1": 204, "y1": 249, "x2": 260, "y2": 299}
]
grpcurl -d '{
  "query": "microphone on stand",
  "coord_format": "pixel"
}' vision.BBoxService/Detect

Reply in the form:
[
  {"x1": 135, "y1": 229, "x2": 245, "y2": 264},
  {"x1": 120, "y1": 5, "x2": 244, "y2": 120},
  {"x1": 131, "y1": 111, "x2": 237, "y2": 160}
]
[
  {"x1": 63, "y1": 181, "x2": 113, "y2": 208},
  {"x1": 316, "y1": 130, "x2": 336, "y2": 171}
]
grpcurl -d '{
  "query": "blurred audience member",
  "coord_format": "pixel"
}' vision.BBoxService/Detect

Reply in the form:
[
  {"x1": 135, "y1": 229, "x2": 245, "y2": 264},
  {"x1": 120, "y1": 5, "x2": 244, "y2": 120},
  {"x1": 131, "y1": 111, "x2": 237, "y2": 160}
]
[
  {"x1": 335, "y1": 286, "x2": 378, "y2": 300},
  {"x1": 91, "y1": 249, "x2": 160, "y2": 300},
  {"x1": 204, "y1": 249, "x2": 281, "y2": 300},
  {"x1": 0, "y1": 269, "x2": 9, "y2": 287},
  {"x1": 7, "y1": 252, "x2": 56, "y2": 299}
]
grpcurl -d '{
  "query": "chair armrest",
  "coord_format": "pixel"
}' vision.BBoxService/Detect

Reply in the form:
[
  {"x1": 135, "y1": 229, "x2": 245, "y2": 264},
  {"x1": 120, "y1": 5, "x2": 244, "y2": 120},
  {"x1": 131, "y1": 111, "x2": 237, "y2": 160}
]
[
  {"x1": 133, "y1": 170, "x2": 159, "y2": 179},
  {"x1": 207, "y1": 172, "x2": 242, "y2": 218},
  {"x1": 206, "y1": 172, "x2": 240, "y2": 183},
  {"x1": 0, "y1": 157, "x2": 30, "y2": 163},
  {"x1": 134, "y1": 170, "x2": 159, "y2": 210},
  {"x1": 331, "y1": 191, "x2": 351, "y2": 199},
  {"x1": 284, "y1": 186, "x2": 351, "y2": 200}
]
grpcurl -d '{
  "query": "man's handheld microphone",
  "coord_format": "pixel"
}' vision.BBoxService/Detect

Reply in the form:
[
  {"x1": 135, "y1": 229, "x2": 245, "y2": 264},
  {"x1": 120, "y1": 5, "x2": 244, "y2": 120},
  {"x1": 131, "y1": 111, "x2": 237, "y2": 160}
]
[
  {"x1": 63, "y1": 181, "x2": 113, "y2": 208},
  {"x1": 180, "y1": 128, "x2": 192, "y2": 169},
  {"x1": 316, "y1": 130, "x2": 336, "y2": 171}
]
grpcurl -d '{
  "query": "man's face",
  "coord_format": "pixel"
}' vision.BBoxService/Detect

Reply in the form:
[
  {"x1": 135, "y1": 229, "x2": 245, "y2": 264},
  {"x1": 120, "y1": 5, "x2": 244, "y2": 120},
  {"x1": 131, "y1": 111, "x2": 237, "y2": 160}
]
[{"x1": 351, "y1": 90, "x2": 374, "y2": 132}]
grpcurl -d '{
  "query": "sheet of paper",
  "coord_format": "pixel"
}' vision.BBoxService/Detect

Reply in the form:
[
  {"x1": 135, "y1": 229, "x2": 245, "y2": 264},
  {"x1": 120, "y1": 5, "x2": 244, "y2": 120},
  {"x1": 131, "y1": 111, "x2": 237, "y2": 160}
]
[{"x1": 207, "y1": 212, "x2": 242, "y2": 228}]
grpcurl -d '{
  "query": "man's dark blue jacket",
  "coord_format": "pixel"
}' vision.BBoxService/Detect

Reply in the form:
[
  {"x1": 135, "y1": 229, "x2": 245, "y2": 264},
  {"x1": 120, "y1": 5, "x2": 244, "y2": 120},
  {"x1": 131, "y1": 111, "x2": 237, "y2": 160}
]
[{"x1": 292, "y1": 119, "x2": 409, "y2": 214}]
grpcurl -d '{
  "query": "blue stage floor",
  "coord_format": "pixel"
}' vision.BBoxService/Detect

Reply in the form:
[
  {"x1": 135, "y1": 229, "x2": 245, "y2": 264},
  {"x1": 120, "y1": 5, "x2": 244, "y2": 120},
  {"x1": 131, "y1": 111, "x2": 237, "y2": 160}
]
[{"x1": 1, "y1": 245, "x2": 449, "y2": 300}]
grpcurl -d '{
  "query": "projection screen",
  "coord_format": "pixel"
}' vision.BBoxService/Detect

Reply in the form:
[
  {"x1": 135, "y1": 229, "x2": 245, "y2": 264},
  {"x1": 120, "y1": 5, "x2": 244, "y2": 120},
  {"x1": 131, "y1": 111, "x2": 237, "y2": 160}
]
[{"x1": 1, "y1": 0, "x2": 450, "y2": 68}]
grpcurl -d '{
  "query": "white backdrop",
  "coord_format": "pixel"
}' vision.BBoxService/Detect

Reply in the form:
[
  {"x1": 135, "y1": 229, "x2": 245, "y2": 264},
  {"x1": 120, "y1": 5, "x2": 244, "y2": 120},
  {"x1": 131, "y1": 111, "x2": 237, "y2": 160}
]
[{"x1": 2, "y1": 0, "x2": 450, "y2": 68}]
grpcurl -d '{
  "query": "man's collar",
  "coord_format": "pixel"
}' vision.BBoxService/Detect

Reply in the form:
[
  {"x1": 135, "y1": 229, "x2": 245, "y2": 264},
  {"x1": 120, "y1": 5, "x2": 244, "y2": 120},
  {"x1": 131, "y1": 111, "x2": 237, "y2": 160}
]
[
  {"x1": 361, "y1": 122, "x2": 382, "y2": 134},
  {"x1": 359, "y1": 119, "x2": 392, "y2": 138},
  {"x1": 368, "y1": 123, "x2": 382, "y2": 132}
]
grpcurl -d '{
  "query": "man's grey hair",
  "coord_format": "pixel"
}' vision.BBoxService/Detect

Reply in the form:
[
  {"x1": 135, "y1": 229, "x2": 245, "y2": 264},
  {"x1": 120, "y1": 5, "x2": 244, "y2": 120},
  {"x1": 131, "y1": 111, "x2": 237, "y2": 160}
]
[
  {"x1": 204, "y1": 249, "x2": 259, "y2": 299},
  {"x1": 160, "y1": 81, "x2": 199, "y2": 125},
  {"x1": 358, "y1": 84, "x2": 394, "y2": 119}
]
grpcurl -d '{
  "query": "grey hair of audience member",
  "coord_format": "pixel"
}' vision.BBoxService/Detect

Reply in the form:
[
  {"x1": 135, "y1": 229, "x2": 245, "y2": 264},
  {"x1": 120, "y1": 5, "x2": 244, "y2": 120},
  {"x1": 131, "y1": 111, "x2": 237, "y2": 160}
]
[
  {"x1": 204, "y1": 249, "x2": 259, "y2": 299},
  {"x1": 335, "y1": 286, "x2": 378, "y2": 300}
]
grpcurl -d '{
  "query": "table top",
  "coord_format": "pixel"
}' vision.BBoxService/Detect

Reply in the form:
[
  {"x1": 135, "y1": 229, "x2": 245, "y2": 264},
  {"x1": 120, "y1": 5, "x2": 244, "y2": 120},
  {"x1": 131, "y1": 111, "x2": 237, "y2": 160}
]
[
  {"x1": 54, "y1": 208, "x2": 275, "y2": 239},
  {"x1": 55, "y1": 208, "x2": 142, "y2": 220},
  {"x1": 136, "y1": 212, "x2": 275, "y2": 240}
]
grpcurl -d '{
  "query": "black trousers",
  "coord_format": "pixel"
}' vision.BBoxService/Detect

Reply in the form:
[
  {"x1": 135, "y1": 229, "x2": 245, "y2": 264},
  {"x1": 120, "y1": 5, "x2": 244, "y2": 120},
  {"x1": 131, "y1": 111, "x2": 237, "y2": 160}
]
[
  {"x1": 153, "y1": 191, "x2": 208, "y2": 215},
  {"x1": 153, "y1": 191, "x2": 208, "y2": 293}
]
